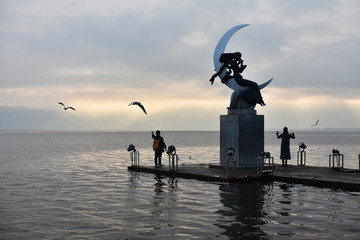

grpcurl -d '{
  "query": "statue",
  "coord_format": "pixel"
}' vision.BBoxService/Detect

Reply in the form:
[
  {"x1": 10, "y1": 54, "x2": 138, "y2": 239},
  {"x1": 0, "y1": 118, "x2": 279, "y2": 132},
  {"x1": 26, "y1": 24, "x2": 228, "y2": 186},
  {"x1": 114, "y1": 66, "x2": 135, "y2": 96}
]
[
  {"x1": 210, "y1": 24, "x2": 272, "y2": 110},
  {"x1": 210, "y1": 52, "x2": 266, "y2": 109}
]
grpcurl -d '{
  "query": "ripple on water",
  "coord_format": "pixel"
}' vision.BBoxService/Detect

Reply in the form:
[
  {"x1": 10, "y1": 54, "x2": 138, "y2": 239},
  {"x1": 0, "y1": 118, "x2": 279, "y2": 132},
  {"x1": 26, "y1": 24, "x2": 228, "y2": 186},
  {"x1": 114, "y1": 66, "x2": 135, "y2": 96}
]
[{"x1": 1, "y1": 131, "x2": 360, "y2": 239}]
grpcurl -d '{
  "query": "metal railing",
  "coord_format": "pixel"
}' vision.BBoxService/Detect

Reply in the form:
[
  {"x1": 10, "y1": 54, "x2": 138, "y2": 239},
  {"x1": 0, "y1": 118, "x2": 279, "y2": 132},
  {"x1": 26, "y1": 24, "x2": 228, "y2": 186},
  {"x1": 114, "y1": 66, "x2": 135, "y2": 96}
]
[
  {"x1": 226, "y1": 156, "x2": 236, "y2": 178},
  {"x1": 329, "y1": 154, "x2": 344, "y2": 171},
  {"x1": 257, "y1": 156, "x2": 274, "y2": 176},
  {"x1": 168, "y1": 153, "x2": 178, "y2": 171},
  {"x1": 130, "y1": 150, "x2": 140, "y2": 166},
  {"x1": 297, "y1": 150, "x2": 306, "y2": 166}
]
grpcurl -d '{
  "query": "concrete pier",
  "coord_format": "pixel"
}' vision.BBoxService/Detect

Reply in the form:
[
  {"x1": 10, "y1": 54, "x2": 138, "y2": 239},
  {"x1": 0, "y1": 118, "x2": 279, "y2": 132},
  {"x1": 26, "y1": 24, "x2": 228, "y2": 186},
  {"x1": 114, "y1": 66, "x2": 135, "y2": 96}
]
[{"x1": 128, "y1": 164, "x2": 360, "y2": 191}]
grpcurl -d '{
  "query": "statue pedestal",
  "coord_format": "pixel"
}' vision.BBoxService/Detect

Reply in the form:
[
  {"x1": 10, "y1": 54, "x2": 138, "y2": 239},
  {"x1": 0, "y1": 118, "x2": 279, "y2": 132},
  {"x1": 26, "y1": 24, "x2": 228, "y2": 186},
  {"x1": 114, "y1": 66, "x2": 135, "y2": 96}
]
[{"x1": 220, "y1": 110, "x2": 264, "y2": 168}]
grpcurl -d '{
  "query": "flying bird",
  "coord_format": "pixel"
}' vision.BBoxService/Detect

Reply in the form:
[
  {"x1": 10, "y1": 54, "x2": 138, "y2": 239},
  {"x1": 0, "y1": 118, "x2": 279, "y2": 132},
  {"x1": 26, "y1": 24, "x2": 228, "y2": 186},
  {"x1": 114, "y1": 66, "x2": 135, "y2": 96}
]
[
  {"x1": 311, "y1": 119, "x2": 319, "y2": 127},
  {"x1": 128, "y1": 101, "x2": 147, "y2": 114},
  {"x1": 58, "y1": 102, "x2": 76, "y2": 111}
]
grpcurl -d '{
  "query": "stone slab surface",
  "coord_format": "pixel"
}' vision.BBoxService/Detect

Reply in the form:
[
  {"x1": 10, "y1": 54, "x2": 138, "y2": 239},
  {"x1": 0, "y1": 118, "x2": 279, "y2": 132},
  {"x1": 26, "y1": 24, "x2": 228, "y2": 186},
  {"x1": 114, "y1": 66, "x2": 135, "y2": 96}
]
[{"x1": 128, "y1": 163, "x2": 360, "y2": 191}]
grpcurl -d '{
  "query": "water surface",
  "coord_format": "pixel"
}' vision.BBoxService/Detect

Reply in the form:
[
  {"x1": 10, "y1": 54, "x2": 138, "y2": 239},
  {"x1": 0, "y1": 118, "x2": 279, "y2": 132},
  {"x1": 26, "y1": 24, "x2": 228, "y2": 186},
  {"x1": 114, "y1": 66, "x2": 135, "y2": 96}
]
[{"x1": 1, "y1": 131, "x2": 359, "y2": 239}]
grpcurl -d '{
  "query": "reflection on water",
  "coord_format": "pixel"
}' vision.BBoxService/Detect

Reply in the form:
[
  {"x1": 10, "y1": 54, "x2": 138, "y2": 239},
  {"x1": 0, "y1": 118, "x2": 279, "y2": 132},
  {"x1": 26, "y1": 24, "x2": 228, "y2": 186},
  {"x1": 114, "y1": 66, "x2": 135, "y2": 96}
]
[
  {"x1": 278, "y1": 183, "x2": 292, "y2": 207},
  {"x1": 217, "y1": 183, "x2": 269, "y2": 239},
  {"x1": 1, "y1": 131, "x2": 360, "y2": 240},
  {"x1": 263, "y1": 183, "x2": 360, "y2": 239}
]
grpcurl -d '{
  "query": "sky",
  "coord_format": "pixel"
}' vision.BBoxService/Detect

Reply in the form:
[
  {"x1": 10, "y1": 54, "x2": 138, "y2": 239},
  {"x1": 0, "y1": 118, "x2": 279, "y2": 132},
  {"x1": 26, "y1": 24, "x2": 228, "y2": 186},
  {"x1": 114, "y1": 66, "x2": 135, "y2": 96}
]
[{"x1": 1, "y1": 0, "x2": 359, "y2": 131}]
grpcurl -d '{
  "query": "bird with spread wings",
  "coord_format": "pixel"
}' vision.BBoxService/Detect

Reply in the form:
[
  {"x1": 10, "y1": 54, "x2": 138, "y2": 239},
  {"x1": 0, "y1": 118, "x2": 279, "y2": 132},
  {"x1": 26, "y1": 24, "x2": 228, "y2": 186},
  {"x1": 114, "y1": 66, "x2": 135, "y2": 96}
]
[
  {"x1": 311, "y1": 119, "x2": 319, "y2": 127},
  {"x1": 58, "y1": 102, "x2": 76, "y2": 111},
  {"x1": 128, "y1": 101, "x2": 147, "y2": 114}
]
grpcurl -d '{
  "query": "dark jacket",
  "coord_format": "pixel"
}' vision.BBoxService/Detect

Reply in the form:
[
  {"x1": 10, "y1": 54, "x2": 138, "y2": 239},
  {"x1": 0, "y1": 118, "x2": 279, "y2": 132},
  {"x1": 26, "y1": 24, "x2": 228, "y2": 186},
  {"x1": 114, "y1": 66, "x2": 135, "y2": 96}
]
[
  {"x1": 152, "y1": 134, "x2": 166, "y2": 153},
  {"x1": 277, "y1": 133, "x2": 295, "y2": 160}
]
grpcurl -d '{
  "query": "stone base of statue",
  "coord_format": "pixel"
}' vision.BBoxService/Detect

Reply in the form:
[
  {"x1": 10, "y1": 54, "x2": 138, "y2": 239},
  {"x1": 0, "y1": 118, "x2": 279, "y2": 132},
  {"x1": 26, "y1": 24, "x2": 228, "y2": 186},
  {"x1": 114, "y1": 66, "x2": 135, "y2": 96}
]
[{"x1": 220, "y1": 109, "x2": 264, "y2": 168}]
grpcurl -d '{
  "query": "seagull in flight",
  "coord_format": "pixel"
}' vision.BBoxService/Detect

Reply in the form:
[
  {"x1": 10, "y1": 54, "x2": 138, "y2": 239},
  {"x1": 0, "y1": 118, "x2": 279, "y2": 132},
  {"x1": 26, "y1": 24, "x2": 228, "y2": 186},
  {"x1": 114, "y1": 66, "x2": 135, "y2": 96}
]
[
  {"x1": 128, "y1": 101, "x2": 147, "y2": 114},
  {"x1": 311, "y1": 119, "x2": 319, "y2": 127},
  {"x1": 58, "y1": 102, "x2": 76, "y2": 111}
]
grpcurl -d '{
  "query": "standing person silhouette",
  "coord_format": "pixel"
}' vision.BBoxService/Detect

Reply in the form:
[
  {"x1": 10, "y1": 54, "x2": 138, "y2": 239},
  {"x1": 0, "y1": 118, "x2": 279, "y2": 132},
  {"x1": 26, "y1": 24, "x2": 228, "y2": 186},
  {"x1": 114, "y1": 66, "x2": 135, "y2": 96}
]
[
  {"x1": 276, "y1": 127, "x2": 295, "y2": 166},
  {"x1": 152, "y1": 130, "x2": 167, "y2": 167}
]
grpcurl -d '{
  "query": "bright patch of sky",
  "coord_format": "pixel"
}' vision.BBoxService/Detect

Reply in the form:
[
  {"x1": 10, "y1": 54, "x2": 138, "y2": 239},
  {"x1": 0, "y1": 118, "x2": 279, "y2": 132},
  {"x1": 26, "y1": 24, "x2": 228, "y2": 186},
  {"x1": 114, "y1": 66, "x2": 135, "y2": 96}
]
[{"x1": 0, "y1": 0, "x2": 359, "y2": 130}]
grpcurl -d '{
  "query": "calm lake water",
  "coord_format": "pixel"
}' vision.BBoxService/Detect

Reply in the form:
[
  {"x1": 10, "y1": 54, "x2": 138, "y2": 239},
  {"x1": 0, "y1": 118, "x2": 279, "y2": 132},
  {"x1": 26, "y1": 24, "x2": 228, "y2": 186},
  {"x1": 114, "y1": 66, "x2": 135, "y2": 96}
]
[{"x1": 0, "y1": 131, "x2": 359, "y2": 239}]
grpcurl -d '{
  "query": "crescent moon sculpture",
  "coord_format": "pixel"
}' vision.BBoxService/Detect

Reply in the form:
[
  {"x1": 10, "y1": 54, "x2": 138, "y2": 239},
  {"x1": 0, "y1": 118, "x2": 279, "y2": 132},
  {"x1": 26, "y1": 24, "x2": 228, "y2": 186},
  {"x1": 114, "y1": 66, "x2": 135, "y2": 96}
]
[{"x1": 212, "y1": 24, "x2": 273, "y2": 109}]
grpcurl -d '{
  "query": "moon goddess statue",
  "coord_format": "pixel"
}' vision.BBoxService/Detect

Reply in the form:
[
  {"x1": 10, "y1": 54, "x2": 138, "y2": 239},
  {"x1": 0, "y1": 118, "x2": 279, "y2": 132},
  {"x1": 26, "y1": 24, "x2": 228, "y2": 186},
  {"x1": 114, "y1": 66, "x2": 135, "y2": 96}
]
[{"x1": 210, "y1": 24, "x2": 272, "y2": 110}]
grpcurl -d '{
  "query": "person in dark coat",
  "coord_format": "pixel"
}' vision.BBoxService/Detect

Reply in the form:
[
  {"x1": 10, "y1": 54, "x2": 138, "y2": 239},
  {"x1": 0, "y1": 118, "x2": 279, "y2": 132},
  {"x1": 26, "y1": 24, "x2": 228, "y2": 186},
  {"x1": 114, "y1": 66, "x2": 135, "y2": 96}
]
[
  {"x1": 276, "y1": 127, "x2": 295, "y2": 166},
  {"x1": 152, "y1": 130, "x2": 167, "y2": 167}
]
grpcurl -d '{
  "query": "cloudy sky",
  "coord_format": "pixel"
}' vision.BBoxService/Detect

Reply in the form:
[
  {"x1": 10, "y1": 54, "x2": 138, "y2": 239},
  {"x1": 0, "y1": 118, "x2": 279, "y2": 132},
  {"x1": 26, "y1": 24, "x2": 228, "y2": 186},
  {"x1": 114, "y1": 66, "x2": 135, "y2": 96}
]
[{"x1": 1, "y1": 0, "x2": 359, "y2": 131}]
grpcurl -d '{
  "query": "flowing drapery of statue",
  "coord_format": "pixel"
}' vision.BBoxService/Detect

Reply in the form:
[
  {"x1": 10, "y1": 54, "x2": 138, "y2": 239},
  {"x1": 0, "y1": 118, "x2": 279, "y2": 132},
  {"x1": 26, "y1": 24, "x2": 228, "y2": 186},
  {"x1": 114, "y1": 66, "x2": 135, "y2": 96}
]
[{"x1": 210, "y1": 24, "x2": 272, "y2": 110}]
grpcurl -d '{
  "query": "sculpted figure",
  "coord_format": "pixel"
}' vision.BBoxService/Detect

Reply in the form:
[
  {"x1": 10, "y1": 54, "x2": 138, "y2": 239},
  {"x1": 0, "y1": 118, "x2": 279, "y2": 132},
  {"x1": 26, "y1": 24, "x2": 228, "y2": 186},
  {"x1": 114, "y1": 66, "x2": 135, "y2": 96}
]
[
  {"x1": 209, "y1": 52, "x2": 246, "y2": 85},
  {"x1": 211, "y1": 24, "x2": 272, "y2": 110},
  {"x1": 210, "y1": 52, "x2": 266, "y2": 108}
]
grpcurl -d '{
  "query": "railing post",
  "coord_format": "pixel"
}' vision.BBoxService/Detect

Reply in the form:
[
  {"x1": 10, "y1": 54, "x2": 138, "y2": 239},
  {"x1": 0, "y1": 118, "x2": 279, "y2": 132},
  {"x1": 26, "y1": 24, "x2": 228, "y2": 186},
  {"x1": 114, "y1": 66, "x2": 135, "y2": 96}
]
[
  {"x1": 130, "y1": 150, "x2": 140, "y2": 166},
  {"x1": 258, "y1": 153, "x2": 274, "y2": 176},
  {"x1": 297, "y1": 150, "x2": 306, "y2": 166},
  {"x1": 329, "y1": 153, "x2": 344, "y2": 171},
  {"x1": 168, "y1": 153, "x2": 178, "y2": 172},
  {"x1": 226, "y1": 156, "x2": 236, "y2": 178}
]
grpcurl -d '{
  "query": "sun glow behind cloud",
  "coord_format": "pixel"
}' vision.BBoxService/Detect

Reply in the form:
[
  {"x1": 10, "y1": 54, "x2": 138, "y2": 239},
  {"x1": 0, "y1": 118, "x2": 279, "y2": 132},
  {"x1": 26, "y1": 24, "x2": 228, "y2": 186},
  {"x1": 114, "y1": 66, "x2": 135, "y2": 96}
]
[
  {"x1": 0, "y1": 0, "x2": 359, "y2": 130},
  {"x1": 258, "y1": 87, "x2": 360, "y2": 129},
  {"x1": 53, "y1": 68, "x2": 110, "y2": 76}
]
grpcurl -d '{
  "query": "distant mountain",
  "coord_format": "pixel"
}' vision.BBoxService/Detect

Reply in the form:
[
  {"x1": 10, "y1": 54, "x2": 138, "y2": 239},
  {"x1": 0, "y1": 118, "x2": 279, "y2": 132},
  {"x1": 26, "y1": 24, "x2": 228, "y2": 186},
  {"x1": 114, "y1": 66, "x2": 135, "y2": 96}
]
[{"x1": 0, "y1": 105, "x2": 84, "y2": 130}]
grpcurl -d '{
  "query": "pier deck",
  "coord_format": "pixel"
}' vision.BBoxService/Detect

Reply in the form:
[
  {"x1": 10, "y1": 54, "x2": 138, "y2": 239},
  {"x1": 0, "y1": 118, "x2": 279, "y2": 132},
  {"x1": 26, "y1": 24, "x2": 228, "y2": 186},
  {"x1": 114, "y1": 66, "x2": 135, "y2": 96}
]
[{"x1": 128, "y1": 163, "x2": 360, "y2": 191}]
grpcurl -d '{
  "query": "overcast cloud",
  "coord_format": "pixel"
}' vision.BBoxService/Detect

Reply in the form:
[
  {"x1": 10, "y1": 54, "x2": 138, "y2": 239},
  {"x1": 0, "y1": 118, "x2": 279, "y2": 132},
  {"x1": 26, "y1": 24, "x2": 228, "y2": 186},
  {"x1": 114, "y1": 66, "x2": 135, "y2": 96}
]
[{"x1": 1, "y1": 0, "x2": 359, "y2": 130}]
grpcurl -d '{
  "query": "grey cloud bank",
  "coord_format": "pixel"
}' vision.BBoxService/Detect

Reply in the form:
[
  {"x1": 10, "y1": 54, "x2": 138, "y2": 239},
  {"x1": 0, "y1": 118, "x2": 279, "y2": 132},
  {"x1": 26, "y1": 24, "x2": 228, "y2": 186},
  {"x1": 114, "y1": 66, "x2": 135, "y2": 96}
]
[{"x1": 0, "y1": 0, "x2": 359, "y2": 130}]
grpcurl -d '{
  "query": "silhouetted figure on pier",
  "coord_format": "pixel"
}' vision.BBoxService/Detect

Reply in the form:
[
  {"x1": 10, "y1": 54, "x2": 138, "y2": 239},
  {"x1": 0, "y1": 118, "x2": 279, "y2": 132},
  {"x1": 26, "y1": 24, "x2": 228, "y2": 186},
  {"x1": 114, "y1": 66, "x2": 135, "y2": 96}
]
[
  {"x1": 152, "y1": 130, "x2": 167, "y2": 167},
  {"x1": 276, "y1": 127, "x2": 295, "y2": 166}
]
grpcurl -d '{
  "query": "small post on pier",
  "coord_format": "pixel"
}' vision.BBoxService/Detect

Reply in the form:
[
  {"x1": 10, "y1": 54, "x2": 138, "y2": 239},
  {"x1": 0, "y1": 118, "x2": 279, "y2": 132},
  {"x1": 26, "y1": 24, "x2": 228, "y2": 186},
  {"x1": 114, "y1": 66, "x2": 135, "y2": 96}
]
[
  {"x1": 127, "y1": 144, "x2": 140, "y2": 166},
  {"x1": 168, "y1": 154, "x2": 178, "y2": 172},
  {"x1": 257, "y1": 152, "x2": 274, "y2": 176},
  {"x1": 130, "y1": 150, "x2": 140, "y2": 166},
  {"x1": 167, "y1": 145, "x2": 178, "y2": 172},
  {"x1": 329, "y1": 150, "x2": 344, "y2": 171},
  {"x1": 297, "y1": 151, "x2": 306, "y2": 166},
  {"x1": 297, "y1": 150, "x2": 306, "y2": 167},
  {"x1": 297, "y1": 142, "x2": 307, "y2": 166}
]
